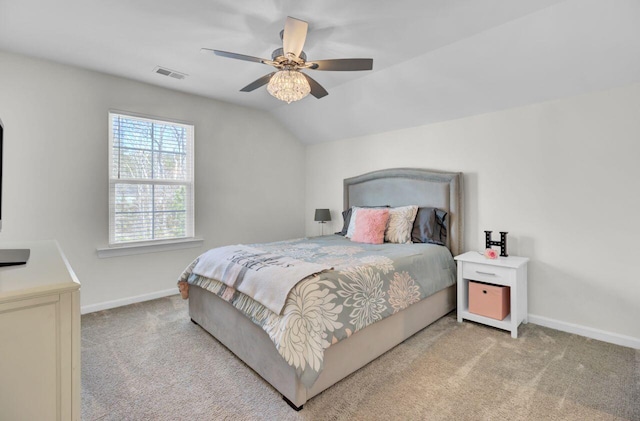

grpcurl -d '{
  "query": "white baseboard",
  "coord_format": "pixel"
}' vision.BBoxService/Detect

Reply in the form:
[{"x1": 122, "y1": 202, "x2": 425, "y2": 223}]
[
  {"x1": 81, "y1": 288, "x2": 178, "y2": 315},
  {"x1": 528, "y1": 314, "x2": 640, "y2": 350}
]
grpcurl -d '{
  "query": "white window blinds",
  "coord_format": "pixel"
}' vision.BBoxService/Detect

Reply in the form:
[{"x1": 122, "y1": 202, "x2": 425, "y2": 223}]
[{"x1": 108, "y1": 112, "x2": 194, "y2": 245}]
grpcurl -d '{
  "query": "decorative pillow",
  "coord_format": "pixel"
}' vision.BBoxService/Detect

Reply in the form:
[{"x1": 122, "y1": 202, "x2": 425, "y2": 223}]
[
  {"x1": 384, "y1": 205, "x2": 419, "y2": 244},
  {"x1": 351, "y1": 208, "x2": 390, "y2": 244},
  {"x1": 336, "y1": 208, "x2": 353, "y2": 236},
  {"x1": 342, "y1": 205, "x2": 390, "y2": 237},
  {"x1": 411, "y1": 207, "x2": 448, "y2": 245},
  {"x1": 345, "y1": 207, "x2": 359, "y2": 238}
]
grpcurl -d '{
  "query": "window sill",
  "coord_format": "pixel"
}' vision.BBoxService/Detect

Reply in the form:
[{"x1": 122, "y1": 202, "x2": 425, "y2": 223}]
[{"x1": 96, "y1": 238, "x2": 204, "y2": 258}]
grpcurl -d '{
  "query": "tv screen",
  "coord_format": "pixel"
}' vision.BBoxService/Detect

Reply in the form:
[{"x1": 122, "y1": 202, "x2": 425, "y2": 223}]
[
  {"x1": 0, "y1": 117, "x2": 3, "y2": 232},
  {"x1": 0, "y1": 119, "x2": 30, "y2": 265}
]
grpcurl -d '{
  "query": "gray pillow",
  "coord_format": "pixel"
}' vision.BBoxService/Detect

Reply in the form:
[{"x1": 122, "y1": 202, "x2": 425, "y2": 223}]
[
  {"x1": 411, "y1": 207, "x2": 447, "y2": 245},
  {"x1": 335, "y1": 208, "x2": 353, "y2": 236}
]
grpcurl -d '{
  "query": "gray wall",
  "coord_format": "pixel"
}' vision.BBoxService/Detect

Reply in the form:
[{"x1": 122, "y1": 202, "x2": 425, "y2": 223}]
[
  {"x1": 0, "y1": 50, "x2": 306, "y2": 309},
  {"x1": 306, "y1": 82, "x2": 640, "y2": 343}
]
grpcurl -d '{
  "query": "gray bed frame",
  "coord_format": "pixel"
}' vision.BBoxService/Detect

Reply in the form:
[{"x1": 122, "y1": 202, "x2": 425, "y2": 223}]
[{"x1": 189, "y1": 168, "x2": 464, "y2": 409}]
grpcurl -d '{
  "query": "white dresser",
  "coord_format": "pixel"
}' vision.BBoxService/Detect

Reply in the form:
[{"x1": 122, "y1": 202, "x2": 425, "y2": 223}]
[{"x1": 0, "y1": 241, "x2": 80, "y2": 421}]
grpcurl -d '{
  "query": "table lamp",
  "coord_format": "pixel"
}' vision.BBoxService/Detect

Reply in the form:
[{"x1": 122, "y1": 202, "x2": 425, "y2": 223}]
[{"x1": 314, "y1": 209, "x2": 331, "y2": 236}]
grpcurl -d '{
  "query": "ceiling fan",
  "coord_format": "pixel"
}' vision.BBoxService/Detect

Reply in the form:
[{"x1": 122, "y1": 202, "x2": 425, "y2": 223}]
[{"x1": 202, "y1": 16, "x2": 373, "y2": 103}]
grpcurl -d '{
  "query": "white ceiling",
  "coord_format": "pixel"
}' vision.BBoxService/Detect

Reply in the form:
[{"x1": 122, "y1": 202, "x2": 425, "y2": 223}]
[{"x1": 1, "y1": 0, "x2": 639, "y2": 143}]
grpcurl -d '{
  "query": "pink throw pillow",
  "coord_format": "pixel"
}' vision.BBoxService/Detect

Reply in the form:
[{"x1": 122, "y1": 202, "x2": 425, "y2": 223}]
[{"x1": 351, "y1": 208, "x2": 390, "y2": 244}]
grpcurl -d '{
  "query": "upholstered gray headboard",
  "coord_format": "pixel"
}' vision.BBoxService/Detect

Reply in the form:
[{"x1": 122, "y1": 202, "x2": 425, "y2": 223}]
[{"x1": 344, "y1": 168, "x2": 464, "y2": 256}]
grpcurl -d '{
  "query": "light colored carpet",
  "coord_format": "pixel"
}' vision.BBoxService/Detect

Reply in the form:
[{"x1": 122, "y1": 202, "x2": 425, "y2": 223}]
[{"x1": 82, "y1": 295, "x2": 640, "y2": 420}]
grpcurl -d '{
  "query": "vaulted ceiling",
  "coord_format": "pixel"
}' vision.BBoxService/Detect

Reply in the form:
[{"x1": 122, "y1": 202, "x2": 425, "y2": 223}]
[{"x1": 1, "y1": 0, "x2": 639, "y2": 143}]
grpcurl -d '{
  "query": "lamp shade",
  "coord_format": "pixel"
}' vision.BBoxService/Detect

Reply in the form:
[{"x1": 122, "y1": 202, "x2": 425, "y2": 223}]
[{"x1": 314, "y1": 209, "x2": 331, "y2": 222}]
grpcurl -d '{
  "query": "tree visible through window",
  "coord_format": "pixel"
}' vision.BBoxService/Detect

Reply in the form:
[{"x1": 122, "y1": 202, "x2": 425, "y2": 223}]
[{"x1": 109, "y1": 112, "x2": 194, "y2": 244}]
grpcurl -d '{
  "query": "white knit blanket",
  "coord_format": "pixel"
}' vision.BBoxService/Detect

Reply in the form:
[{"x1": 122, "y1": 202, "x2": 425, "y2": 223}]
[{"x1": 191, "y1": 245, "x2": 332, "y2": 314}]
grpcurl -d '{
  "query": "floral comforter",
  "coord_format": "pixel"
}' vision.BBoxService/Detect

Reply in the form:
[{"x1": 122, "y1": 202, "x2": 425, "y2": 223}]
[{"x1": 179, "y1": 235, "x2": 456, "y2": 387}]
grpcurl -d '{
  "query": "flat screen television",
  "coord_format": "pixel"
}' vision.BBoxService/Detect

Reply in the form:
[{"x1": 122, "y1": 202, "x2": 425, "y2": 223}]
[
  {"x1": 0, "y1": 117, "x2": 4, "y2": 232},
  {"x1": 0, "y1": 118, "x2": 30, "y2": 266}
]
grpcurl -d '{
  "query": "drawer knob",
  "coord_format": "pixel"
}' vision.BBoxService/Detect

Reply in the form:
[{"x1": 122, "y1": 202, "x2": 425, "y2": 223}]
[{"x1": 476, "y1": 270, "x2": 496, "y2": 276}]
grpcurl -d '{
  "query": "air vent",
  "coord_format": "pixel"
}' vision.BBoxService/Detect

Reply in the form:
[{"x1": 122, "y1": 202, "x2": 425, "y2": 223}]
[{"x1": 153, "y1": 66, "x2": 187, "y2": 80}]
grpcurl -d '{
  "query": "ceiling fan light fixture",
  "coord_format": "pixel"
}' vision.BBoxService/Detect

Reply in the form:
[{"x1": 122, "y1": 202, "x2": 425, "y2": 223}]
[
  {"x1": 267, "y1": 70, "x2": 310, "y2": 104},
  {"x1": 207, "y1": 17, "x2": 372, "y2": 101}
]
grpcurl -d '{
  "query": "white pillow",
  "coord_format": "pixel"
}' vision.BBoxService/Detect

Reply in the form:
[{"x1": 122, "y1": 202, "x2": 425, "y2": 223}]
[
  {"x1": 345, "y1": 207, "x2": 359, "y2": 238},
  {"x1": 384, "y1": 205, "x2": 419, "y2": 244}
]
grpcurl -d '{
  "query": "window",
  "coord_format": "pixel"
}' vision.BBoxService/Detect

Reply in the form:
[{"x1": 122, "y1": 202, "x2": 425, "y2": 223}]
[{"x1": 108, "y1": 112, "x2": 194, "y2": 245}]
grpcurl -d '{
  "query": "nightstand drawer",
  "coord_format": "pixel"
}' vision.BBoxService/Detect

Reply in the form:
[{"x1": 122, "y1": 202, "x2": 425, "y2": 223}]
[{"x1": 462, "y1": 262, "x2": 512, "y2": 285}]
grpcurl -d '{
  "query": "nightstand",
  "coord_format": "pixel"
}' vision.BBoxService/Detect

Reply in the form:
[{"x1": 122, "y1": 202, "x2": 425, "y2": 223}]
[{"x1": 454, "y1": 251, "x2": 529, "y2": 338}]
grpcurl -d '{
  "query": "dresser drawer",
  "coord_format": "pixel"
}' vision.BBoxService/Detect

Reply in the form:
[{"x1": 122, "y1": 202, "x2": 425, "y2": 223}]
[{"x1": 462, "y1": 262, "x2": 513, "y2": 285}]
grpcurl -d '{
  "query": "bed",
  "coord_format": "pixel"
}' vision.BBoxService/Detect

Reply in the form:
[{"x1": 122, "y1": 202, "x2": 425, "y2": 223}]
[{"x1": 183, "y1": 168, "x2": 464, "y2": 409}]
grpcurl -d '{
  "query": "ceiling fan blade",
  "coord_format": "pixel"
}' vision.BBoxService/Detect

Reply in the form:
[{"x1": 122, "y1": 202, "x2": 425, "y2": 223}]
[
  {"x1": 301, "y1": 73, "x2": 328, "y2": 99},
  {"x1": 282, "y1": 17, "x2": 308, "y2": 58},
  {"x1": 308, "y1": 58, "x2": 373, "y2": 71},
  {"x1": 240, "y1": 72, "x2": 275, "y2": 92},
  {"x1": 202, "y1": 48, "x2": 269, "y2": 64}
]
